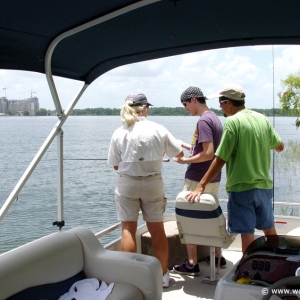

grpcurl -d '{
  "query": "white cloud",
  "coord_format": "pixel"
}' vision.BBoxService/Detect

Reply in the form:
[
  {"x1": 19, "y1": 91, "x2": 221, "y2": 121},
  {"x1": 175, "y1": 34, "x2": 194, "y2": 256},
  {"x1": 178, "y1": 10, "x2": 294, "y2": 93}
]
[
  {"x1": 180, "y1": 51, "x2": 217, "y2": 71},
  {"x1": 274, "y1": 46, "x2": 300, "y2": 76}
]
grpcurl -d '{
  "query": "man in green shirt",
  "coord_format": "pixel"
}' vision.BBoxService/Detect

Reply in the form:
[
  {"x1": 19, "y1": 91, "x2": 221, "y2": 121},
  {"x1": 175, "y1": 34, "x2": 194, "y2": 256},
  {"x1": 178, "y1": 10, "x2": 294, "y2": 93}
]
[{"x1": 186, "y1": 83, "x2": 284, "y2": 253}]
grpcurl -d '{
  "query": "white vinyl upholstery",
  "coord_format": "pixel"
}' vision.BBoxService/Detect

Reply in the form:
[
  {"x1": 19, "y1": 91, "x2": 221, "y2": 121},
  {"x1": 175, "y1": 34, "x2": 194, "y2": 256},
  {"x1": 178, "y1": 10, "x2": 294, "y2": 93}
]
[
  {"x1": 0, "y1": 230, "x2": 84, "y2": 299},
  {"x1": 287, "y1": 227, "x2": 300, "y2": 236},
  {"x1": 70, "y1": 227, "x2": 162, "y2": 300},
  {"x1": 175, "y1": 191, "x2": 236, "y2": 280},
  {"x1": 0, "y1": 227, "x2": 162, "y2": 300}
]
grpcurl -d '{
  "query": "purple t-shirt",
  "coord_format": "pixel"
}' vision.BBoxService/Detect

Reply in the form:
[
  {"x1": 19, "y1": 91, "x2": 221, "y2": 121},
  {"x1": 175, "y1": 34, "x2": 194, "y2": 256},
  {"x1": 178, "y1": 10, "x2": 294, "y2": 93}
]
[{"x1": 185, "y1": 111, "x2": 222, "y2": 183}]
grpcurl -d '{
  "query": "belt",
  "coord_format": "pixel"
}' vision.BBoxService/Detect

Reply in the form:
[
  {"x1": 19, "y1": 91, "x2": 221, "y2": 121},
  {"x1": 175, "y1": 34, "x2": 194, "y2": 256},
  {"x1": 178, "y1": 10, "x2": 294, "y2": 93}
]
[
  {"x1": 121, "y1": 173, "x2": 161, "y2": 179},
  {"x1": 136, "y1": 173, "x2": 161, "y2": 178}
]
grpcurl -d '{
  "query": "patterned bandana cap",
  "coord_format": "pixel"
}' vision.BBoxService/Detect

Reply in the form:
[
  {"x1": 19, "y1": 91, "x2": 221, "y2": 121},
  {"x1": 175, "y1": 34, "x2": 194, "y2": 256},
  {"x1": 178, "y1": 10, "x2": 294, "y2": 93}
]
[{"x1": 180, "y1": 86, "x2": 205, "y2": 102}]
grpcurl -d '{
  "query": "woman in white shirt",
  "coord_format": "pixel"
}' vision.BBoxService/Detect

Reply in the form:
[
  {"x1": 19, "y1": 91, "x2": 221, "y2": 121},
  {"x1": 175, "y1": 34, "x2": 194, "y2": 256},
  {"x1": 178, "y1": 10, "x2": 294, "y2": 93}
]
[{"x1": 108, "y1": 92, "x2": 183, "y2": 288}]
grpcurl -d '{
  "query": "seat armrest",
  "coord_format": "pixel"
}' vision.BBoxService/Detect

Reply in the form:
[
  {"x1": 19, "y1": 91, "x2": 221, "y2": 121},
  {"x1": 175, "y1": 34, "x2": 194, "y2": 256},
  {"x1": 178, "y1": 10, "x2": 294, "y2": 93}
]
[{"x1": 70, "y1": 227, "x2": 162, "y2": 300}]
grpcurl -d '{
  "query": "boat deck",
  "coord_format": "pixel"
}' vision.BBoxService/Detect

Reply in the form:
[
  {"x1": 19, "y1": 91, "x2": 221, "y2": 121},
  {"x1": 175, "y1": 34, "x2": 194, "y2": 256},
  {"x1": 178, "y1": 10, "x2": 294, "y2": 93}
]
[{"x1": 163, "y1": 249, "x2": 243, "y2": 300}]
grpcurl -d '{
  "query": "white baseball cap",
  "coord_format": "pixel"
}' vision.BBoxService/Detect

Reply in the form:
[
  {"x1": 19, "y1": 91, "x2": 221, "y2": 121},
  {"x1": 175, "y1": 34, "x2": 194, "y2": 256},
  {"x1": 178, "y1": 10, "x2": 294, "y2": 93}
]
[{"x1": 207, "y1": 83, "x2": 245, "y2": 101}]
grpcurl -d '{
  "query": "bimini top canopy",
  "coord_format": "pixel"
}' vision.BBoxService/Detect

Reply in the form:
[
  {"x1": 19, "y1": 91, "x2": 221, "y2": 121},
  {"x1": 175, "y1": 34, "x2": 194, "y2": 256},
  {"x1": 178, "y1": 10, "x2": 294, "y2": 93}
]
[{"x1": 1, "y1": 0, "x2": 300, "y2": 85}]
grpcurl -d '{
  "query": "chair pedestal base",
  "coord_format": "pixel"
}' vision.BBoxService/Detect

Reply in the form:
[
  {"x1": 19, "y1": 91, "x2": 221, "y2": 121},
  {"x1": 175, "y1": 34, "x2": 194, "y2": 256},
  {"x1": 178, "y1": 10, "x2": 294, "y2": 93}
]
[
  {"x1": 202, "y1": 246, "x2": 221, "y2": 283},
  {"x1": 201, "y1": 276, "x2": 221, "y2": 285}
]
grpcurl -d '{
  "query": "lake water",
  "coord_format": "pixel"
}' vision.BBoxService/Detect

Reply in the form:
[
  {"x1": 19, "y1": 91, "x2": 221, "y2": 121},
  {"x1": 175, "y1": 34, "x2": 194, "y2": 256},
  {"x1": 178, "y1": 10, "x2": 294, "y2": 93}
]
[{"x1": 0, "y1": 115, "x2": 299, "y2": 254}]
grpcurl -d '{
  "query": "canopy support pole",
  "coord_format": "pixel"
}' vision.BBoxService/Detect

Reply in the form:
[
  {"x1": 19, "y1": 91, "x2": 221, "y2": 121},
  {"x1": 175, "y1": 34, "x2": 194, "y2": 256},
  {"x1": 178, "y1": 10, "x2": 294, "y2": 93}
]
[
  {"x1": 1, "y1": 0, "x2": 160, "y2": 223},
  {"x1": 0, "y1": 84, "x2": 88, "y2": 223},
  {"x1": 44, "y1": 0, "x2": 160, "y2": 119},
  {"x1": 53, "y1": 128, "x2": 65, "y2": 230}
]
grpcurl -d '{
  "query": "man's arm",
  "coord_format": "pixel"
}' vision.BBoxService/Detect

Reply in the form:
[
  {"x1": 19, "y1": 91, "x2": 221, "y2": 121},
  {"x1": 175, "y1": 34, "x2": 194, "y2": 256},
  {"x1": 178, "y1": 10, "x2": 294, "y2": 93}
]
[
  {"x1": 173, "y1": 141, "x2": 214, "y2": 164},
  {"x1": 275, "y1": 141, "x2": 284, "y2": 152},
  {"x1": 185, "y1": 156, "x2": 226, "y2": 202}
]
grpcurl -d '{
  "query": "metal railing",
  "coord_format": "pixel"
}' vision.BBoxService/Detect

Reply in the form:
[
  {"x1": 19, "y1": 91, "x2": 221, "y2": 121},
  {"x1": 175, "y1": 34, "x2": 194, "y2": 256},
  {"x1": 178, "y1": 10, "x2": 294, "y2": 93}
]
[{"x1": 97, "y1": 199, "x2": 300, "y2": 248}]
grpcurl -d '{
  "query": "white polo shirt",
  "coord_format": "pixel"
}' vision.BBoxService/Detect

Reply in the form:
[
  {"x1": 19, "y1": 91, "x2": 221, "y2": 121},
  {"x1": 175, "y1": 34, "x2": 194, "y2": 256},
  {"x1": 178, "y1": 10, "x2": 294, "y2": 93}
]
[{"x1": 108, "y1": 117, "x2": 182, "y2": 176}]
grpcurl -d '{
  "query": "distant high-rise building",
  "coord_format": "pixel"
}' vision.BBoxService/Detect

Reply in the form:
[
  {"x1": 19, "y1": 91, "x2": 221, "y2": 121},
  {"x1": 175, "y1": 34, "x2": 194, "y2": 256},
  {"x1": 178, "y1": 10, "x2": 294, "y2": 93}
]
[
  {"x1": 0, "y1": 97, "x2": 8, "y2": 114},
  {"x1": 3, "y1": 97, "x2": 40, "y2": 115}
]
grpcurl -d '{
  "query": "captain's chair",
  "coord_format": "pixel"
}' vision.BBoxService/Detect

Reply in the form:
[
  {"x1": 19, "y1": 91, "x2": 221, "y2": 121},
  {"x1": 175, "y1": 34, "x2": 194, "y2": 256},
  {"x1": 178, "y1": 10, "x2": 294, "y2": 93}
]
[{"x1": 175, "y1": 191, "x2": 236, "y2": 282}]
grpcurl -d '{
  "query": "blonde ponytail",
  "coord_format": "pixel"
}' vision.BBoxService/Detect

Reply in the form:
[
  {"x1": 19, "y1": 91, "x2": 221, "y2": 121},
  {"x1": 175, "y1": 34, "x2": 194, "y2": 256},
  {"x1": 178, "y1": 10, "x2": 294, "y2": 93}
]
[{"x1": 121, "y1": 100, "x2": 144, "y2": 126}]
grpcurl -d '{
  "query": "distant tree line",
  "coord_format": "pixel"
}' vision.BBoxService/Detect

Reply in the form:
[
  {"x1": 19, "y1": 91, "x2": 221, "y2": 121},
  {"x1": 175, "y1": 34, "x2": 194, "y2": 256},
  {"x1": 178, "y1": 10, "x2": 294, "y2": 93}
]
[
  {"x1": 155, "y1": 107, "x2": 281, "y2": 116},
  {"x1": 34, "y1": 107, "x2": 296, "y2": 117},
  {"x1": 71, "y1": 107, "x2": 121, "y2": 116},
  {"x1": 69, "y1": 107, "x2": 293, "y2": 117},
  {"x1": 35, "y1": 108, "x2": 49, "y2": 116}
]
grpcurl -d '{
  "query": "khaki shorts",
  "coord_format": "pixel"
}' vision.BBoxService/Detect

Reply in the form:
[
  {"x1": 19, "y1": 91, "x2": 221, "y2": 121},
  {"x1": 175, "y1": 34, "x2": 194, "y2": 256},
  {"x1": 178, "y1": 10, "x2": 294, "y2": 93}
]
[
  {"x1": 115, "y1": 173, "x2": 166, "y2": 222},
  {"x1": 183, "y1": 178, "x2": 220, "y2": 195}
]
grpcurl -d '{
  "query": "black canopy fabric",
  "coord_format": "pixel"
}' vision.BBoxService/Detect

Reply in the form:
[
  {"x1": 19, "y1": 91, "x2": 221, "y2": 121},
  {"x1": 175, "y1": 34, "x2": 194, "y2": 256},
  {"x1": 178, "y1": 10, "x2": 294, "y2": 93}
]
[{"x1": 1, "y1": 0, "x2": 299, "y2": 84}]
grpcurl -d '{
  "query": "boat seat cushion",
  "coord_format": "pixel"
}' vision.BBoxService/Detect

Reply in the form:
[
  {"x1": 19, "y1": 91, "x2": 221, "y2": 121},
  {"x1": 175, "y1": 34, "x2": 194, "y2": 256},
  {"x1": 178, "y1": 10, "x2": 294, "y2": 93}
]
[
  {"x1": 7, "y1": 271, "x2": 86, "y2": 300},
  {"x1": 175, "y1": 191, "x2": 235, "y2": 248},
  {"x1": 7, "y1": 271, "x2": 143, "y2": 300}
]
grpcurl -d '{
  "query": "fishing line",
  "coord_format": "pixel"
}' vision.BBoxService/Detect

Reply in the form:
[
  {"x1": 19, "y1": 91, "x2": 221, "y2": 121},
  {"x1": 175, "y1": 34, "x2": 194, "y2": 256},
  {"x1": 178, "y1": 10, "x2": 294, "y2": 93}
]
[
  {"x1": 272, "y1": 45, "x2": 275, "y2": 210},
  {"x1": 47, "y1": 159, "x2": 108, "y2": 161},
  {"x1": 63, "y1": 159, "x2": 107, "y2": 160},
  {"x1": 62, "y1": 158, "x2": 170, "y2": 161}
]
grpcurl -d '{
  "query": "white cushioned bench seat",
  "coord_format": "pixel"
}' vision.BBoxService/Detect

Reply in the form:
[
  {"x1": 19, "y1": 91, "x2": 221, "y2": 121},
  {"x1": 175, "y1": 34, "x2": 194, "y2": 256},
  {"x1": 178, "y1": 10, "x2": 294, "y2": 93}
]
[{"x1": 0, "y1": 227, "x2": 162, "y2": 300}]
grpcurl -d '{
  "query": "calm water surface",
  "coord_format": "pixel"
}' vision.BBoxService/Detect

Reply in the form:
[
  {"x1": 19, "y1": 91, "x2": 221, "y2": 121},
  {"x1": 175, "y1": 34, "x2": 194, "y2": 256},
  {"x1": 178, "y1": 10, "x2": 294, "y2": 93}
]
[{"x1": 0, "y1": 116, "x2": 299, "y2": 254}]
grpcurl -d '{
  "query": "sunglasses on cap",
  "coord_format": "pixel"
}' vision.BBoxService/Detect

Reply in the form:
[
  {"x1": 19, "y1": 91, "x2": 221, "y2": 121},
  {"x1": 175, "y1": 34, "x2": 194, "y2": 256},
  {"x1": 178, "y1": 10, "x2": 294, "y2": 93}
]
[{"x1": 219, "y1": 100, "x2": 228, "y2": 105}]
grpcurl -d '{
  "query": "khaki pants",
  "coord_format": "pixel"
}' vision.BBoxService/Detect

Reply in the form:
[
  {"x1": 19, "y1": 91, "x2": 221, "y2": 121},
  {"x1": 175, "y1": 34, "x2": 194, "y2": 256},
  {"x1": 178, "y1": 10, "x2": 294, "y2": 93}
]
[{"x1": 183, "y1": 178, "x2": 220, "y2": 195}]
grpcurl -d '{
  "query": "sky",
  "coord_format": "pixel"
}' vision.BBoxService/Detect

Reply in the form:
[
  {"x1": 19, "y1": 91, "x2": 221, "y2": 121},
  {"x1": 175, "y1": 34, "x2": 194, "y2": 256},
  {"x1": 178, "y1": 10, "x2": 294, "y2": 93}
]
[{"x1": 1, "y1": 45, "x2": 300, "y2": 111}]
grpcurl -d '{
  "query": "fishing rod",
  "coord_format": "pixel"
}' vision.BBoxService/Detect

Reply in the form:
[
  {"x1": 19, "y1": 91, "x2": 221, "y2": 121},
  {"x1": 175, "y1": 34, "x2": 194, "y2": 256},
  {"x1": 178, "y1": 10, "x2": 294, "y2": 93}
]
[
  {"x1": 48, "y1": 158, "x2": 107, "y2": 161},
  {"x1": 63, "y1": 158, "x2": 170, "y2": 162},
  {"x1": 16, "y1": 158, "x2": 170, "y2": 202}
]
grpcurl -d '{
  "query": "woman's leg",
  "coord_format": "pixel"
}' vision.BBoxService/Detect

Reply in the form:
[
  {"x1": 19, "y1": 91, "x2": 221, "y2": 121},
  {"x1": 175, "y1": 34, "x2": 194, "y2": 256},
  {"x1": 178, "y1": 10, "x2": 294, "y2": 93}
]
[
  {"x1": 121, "y1": 221, "x2": 138, "y2": 252},
  {"x1": 146, "y1": 221, "x2": 168, "y2": 274}
]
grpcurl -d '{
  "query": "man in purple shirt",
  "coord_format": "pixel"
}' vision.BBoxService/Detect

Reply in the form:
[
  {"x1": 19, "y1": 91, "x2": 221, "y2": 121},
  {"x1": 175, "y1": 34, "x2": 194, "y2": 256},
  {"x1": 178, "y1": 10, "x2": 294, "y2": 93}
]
[{"x1": 173, "y1": 86, "x2": 226, "y2": 276}]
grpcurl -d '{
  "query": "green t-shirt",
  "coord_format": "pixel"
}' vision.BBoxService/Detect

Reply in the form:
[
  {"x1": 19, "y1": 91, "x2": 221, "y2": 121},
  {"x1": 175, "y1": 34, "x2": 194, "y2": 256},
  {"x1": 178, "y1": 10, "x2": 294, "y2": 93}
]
[{"x1": 215, "y1": 109, "x2": 282, "y2": 193}]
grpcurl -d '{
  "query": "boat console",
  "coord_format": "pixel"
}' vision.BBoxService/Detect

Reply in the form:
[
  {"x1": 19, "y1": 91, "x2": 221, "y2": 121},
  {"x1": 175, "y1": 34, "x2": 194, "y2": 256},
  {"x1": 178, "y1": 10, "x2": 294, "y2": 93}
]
[
  {"x1": 235, "y1": 251, "x2": 300, "y2": 286},
  {"x1": 214, "y1": 235, "x2": 300, "y2": 300},
  {"x1": 234, "y1": 235, "x2": 300, "y2": 285}
]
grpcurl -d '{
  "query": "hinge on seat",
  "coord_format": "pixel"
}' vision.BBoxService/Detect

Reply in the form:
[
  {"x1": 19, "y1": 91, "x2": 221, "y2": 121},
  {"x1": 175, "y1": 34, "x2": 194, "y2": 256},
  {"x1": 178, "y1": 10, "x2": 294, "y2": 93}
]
[
  {"x1": 177, "y1": 222, "x2": 186, "y2": 244},
  {"x1": 219, "y1": 224, "x2": 228, "y2": 242}
]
